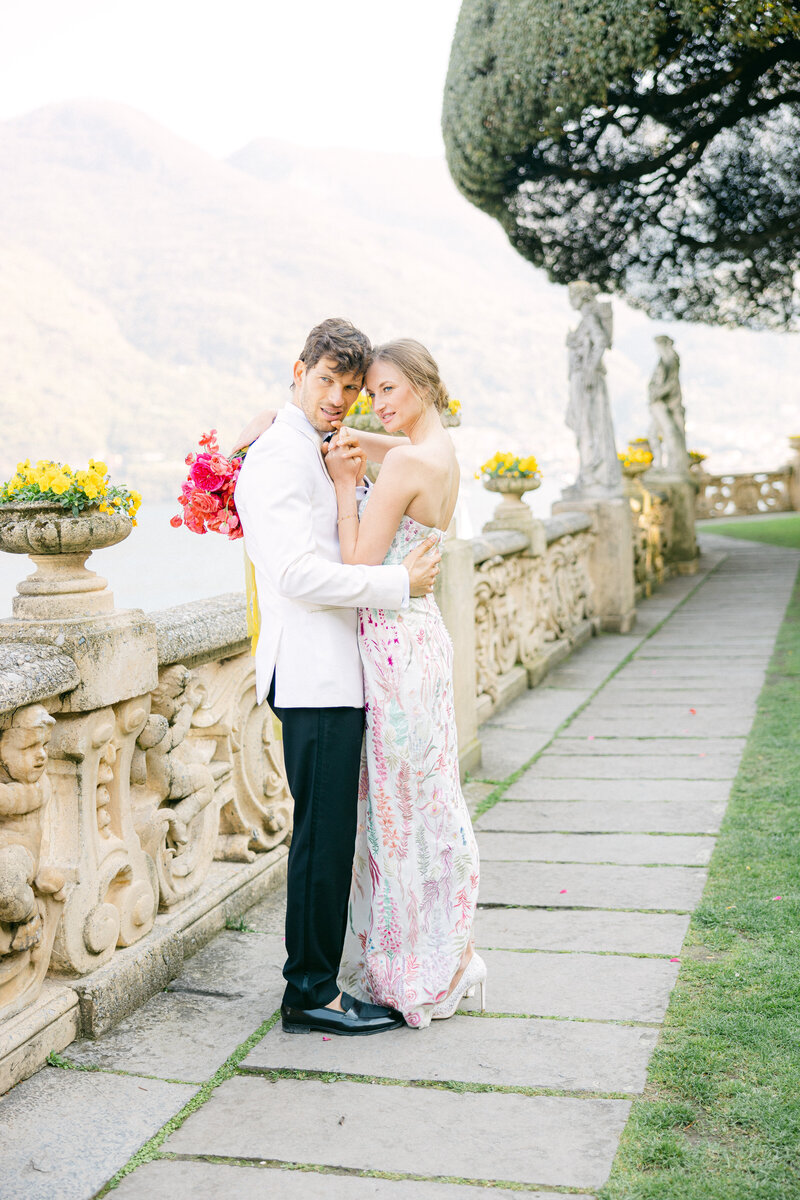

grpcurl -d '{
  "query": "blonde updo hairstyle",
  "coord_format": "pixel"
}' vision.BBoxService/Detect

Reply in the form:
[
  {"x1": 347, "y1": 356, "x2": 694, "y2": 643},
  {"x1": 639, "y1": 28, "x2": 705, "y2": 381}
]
[{"x1": 370, "y1": 339, "x2": 450, "y2": 414}]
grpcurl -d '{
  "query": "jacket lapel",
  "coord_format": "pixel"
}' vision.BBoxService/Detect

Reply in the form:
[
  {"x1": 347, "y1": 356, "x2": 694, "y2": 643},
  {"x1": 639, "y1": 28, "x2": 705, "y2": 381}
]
[{"x1": 275, "y1": 406, "x2": 335, "y2": 496}]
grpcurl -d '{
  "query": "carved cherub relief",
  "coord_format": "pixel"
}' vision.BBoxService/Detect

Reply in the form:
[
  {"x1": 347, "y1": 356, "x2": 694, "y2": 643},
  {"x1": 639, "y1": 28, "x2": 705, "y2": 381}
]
[
  {"x1": 135, "y1": 665, "x2": 216, "y2": 846},
  {"x1": 0, "y1": 704, "x2": 66, "y2": 1013}
]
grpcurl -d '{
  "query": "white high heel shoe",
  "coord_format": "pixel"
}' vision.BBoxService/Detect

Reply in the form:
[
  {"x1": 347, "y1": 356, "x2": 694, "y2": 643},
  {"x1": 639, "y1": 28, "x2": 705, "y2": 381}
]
[{"x1": 431, "y1": 952, "x2": 487, "y2": 1020}]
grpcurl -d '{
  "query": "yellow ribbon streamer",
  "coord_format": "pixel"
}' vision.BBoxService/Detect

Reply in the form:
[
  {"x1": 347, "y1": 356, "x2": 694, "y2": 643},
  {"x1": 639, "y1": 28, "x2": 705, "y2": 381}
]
[{"x1": 243, "y1": 549, "x2": 260, "y2": 656}]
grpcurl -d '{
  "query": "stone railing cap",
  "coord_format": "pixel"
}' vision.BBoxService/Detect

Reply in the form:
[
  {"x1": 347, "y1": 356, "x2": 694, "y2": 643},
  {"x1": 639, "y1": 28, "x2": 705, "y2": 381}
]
[
  {"x1": 0, "y1": 643, "x2": 80, "y2": 716},
  {"x1": 152, "y1": 593, "x2": 249, "y2": 667},
  {"x1": 544, "y1": 512, "x2": 593, "y2": 543},
  {"x1": 471, "y1": 530, "x2": 530, "y2": 564}
]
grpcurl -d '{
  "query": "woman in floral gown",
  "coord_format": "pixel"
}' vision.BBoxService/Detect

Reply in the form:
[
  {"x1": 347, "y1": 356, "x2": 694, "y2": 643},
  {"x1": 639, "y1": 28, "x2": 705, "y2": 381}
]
[{"x1": 326, "y1": 340, "x2": 483, "y2": 1028}]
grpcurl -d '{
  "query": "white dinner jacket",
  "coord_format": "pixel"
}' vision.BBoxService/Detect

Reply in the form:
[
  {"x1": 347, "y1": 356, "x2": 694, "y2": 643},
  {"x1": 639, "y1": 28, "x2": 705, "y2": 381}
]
[{"x1": 234, "y1": 403, "x2": 408, "y2": 708}]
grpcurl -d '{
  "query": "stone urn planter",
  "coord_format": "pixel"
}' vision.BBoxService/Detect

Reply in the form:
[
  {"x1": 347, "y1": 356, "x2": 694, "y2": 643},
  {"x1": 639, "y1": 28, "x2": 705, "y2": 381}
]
[
  {"x1": 0, "y1": 500, "x2": 132, "y2": 619},
  {"x1": 482, "y1": 474, "x2": 542, "y2": 535},
  {"x1": 620, "y1": 459, "x2": 652, "y2": 480}
]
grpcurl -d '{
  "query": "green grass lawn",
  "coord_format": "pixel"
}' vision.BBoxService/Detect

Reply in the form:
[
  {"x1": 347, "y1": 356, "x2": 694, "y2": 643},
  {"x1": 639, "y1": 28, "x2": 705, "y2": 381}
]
[
  {"x1": 600, "y1": 564, "x2": 800, "y2": 1200},
  {"x1": 698, "y1": 514, "x2": 800, "y2": 549}
]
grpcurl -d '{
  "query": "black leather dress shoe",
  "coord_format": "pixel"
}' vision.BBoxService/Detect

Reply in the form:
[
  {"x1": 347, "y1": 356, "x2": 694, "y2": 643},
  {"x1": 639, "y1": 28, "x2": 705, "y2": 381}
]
[{"x1": 281, "y1": 991, "x2": 404, "y2": 1036}]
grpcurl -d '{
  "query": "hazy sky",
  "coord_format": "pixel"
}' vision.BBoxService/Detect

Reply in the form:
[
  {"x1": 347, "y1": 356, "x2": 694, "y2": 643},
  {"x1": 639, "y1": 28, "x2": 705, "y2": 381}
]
[{"x1": 0, "y1": 0, "x2": 463, "y2": 156}]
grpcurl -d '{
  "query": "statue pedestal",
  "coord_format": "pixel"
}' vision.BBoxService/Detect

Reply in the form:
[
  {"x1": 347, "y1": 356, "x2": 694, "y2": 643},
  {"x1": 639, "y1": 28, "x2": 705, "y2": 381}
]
[
  {"x1": 552, "y1": 495, "x2": 636, "y2": 633},
  {"x1": 644, "y1": 471, "x2": 698, "y2": 574}
]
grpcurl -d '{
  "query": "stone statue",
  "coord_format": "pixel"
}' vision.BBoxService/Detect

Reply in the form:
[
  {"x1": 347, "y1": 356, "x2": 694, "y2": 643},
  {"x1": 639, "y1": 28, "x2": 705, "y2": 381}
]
[
  {"x1": 647, "y1": 335, "x2": 688, "y2": 477},
  {"x1": 563, "y1": 282, "x2": 622, "y2": 497},
  {"x1": 0, "y1": 705, "x2": 66, "y2": 1015}
]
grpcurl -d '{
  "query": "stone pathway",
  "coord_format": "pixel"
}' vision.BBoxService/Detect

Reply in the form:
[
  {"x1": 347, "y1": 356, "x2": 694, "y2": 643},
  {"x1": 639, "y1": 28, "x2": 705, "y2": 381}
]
[{"x1": 2, "y1": 534, "x2": 798, "y2": 1199}]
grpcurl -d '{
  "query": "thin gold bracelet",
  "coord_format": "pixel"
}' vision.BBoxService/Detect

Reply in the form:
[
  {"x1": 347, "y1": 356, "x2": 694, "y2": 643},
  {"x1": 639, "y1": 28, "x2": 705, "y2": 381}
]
[{"x1": 337, "y1": 514, "x2": 358, "y2": 523}]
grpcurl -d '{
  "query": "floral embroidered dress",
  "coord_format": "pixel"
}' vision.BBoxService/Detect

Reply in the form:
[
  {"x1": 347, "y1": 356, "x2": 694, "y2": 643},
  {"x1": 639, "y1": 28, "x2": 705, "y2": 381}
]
[{"x1": 338, "y1": 509, "x2": 480, "y2": 1028}]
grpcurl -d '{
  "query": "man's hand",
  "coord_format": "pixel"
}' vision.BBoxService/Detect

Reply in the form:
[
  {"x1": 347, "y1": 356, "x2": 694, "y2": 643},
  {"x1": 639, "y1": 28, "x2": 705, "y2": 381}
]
[
  {"x1": 325, "y1": 440, "x2": 366, "y2": 486},
  {"x1": 403, "y1": 536, "x2": 442, "y2": 597}
]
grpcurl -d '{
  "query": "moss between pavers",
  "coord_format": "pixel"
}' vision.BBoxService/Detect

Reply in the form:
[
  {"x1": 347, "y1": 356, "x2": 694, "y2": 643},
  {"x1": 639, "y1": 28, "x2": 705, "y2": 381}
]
[
  {"x1": 95, "y1": 1010, "x2": 282, "y2": 1195},
  {"x1": 157, "y1": 1155, "x2": 594, "y2": 1193},
  {"x1": 599, "y1": 561, "x2": 800, "y2": 1200},
  {"x1": 236, "y1": 1064, "x2": 635, "y2": 1102}
]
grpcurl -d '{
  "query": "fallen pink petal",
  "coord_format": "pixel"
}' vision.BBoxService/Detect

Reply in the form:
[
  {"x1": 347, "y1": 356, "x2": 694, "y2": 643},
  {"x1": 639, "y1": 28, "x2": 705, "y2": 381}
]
[
  {"x1": 670, "y1": 958, "x2": 680, "y2": 963},
  {"x1": 322, "y1": 1036, "x2": 332, "y2": 1041},
  {"x1": 559, "y1": 889, "x2": 567, "y2": 894},
  {"x1": 772, "y1": 896, "x2": 782, "y2": 901}
]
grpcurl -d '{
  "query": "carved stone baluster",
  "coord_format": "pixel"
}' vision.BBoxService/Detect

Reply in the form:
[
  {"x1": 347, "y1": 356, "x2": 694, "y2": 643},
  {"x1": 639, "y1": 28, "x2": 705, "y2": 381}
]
[
  {"x1": 186, "y1": 657, "x2": 292, "y2": 865},
  {"x1": 47, "y1": 704, "x2": 157, "y2": 976}
]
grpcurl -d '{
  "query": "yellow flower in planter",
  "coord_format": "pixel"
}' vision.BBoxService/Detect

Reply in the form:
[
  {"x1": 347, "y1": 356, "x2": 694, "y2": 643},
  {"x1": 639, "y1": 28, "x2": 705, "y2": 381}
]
[
  {"x1": 478, "y1": 451, "x2": 541, "y2": 481},
  {"x1": 0, "y1": 458, "x2": 141, "y2": 522},
  {"x1": 618, "y1": 445, "x2": 654, "y2": 469}
]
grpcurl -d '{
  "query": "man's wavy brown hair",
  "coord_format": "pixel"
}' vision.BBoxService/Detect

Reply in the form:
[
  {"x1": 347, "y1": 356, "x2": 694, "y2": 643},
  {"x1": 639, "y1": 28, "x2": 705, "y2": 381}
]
[{"x1": 298, "y1": 318, "x2": 372, "y2": 380}]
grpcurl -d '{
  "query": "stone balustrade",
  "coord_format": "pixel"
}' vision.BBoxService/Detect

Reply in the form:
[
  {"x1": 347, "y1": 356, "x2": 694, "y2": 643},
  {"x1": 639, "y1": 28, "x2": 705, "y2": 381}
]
[
  {"x1": 0, "y1": 594, "x2": 291, "y2": 1093},
  {"x1": 469, "y1": 514, "x2": 596, "y2": 724},
  {"x1": 693, "y1": 438, "x2": 800, "y2": 519},
  {"x1": 695, "y1": 468, "x2": 794, "y2": 519}
]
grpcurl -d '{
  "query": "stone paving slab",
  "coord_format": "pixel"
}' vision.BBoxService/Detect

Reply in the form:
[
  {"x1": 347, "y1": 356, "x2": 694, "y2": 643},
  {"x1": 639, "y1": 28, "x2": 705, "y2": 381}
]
[
  {"x1": 167, "y1": 929, "x2": 286, "y2": 998},
  {"x1": 621, "y1": 662, "x2": 767, "y2": 679},
  {"x1": 484, "y1": 687, "x2": 590, "y2": 730},
  {"x1": 503, "y1": 775, "x2": 730, "y2": 804},
  {"x1": 530, "y1": 753, "x2": 740, "y2": 779},
  {"x1": 479, "y1": 861, "x2": 707, "y2": 911},
  {"x1": 244, "y1": 1013, "x2": 658, "y2": 1093},
  {"x1": 113, "y1": 1160, "x2": 558, "y2": 1200},
  {"x1": 476, "y1": 726, "x2": 554, "y2": 779},
  {"x1": 633, "y1": 651, "x2": 771, "y2": 663},
  {"x1": 477, "y1": 831, "x2": 714, "y2": 865},
  {"x1": 460, "y1": 949, "x2": 678, "y2": 1022},
  {"x1": 584, "y1": 692, "x2": 759, "y2": 712},
  {"x1": 567, "y1": 713, "x2": 755, "y2": 737},
  {"x1": 0, "y1": 1066, "x2": 196, "y2": 1200},
  {"x1": 475, "y1": 906, "x2": 689, "y2": 955},
  {"x1": 543, "y1": 665, "x2": 621, "y2": 689},
  {"x1": 478, "y1": 798, "x2": 726, "y2": 833},
  {"x1": 243, "y1": 887, "x2": 287, "y2": 934},
  {"x1": 597, "y1": 682, "x2": 763, "y2": 698},
  {"x1": 66, "y1": 987, "x2": 282, "y2": 1082},
  {"x1": 165, "y1": 1075, "x2": 631, "y2": 1190},
  {"x1": 548, "y1": 736, "x2": 746, "y2": 757}
]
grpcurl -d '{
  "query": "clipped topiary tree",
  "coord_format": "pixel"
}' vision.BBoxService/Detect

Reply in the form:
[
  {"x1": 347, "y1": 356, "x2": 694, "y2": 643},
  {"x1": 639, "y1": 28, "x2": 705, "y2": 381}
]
[{"x1": 442, "y1": 1, "x2": 800, "y2": 328}]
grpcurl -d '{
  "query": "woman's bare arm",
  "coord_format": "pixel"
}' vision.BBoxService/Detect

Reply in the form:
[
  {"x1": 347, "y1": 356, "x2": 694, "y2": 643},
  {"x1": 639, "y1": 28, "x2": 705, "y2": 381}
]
[
  {"x1": 327, "y1": 445, "x2": 418, "y2": 566},
  {"x1": 342, "y1": 428, "x2": 403, "y2": 464},
  {"x1": 230, "y1": 407, "x2": 277, "y2": 455}
]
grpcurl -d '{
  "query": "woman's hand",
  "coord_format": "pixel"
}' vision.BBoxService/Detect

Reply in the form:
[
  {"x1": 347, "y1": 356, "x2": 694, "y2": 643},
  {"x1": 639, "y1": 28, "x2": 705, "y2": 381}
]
[
  {"x1": 325, "y1": 429, "x2": 367, "y2": 485},
  {"x1": 230, "y1": 408, "x2": 277, "y2": 455}
]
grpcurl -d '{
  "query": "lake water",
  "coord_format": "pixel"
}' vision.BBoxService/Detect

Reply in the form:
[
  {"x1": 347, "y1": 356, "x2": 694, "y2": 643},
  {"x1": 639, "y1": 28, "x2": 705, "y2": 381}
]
[{"x1": 0, "y1": 478, "x2": 563, "y2": 616}]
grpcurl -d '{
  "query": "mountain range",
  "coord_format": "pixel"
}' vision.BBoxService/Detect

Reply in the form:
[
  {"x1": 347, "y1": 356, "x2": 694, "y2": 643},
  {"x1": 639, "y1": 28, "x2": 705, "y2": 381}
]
[{"x1": 0, "y1": 99, "x2": 798, "y2": 506}]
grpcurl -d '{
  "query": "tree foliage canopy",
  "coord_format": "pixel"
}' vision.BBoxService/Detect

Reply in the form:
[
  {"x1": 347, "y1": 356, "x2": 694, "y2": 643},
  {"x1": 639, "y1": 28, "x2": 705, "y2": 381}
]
[{"x1": 442, "y1": 1, "x2": 800, "y2": 328}]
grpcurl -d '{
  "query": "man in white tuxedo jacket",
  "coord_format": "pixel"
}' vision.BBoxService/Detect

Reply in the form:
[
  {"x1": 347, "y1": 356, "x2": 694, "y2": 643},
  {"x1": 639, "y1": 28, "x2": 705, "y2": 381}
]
[{"x1": 235, "y1": 319, "x2": 440, "y2": 1036}]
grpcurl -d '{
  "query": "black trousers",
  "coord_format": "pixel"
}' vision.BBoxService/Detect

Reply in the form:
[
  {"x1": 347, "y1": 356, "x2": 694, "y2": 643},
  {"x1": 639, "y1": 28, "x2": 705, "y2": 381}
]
[{"x1": 268, "y1": 675, "x2": 365, "y2": 1009}]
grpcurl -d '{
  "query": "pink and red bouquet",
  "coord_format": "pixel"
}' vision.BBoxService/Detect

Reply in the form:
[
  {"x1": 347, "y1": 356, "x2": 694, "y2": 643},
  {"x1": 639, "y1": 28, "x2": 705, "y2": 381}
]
[{"x1": 171, "y1": 431, "x2": 245, "y2": 539}]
